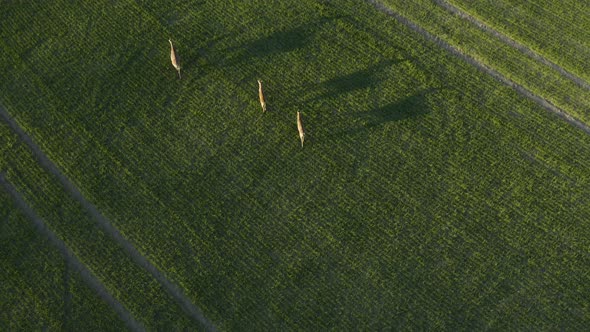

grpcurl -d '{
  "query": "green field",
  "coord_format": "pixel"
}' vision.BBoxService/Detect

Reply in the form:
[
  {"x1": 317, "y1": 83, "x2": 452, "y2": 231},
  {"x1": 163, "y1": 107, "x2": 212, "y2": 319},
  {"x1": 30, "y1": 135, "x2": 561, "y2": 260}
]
[{"x1": 2, "y1": 0, "x2": 590, "y2": 330}]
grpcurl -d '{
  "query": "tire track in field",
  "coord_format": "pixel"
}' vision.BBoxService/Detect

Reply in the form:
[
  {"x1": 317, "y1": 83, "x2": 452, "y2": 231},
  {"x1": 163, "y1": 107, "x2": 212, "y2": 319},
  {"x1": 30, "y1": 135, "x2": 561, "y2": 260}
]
[
  {"x1": 0, "y1": 106, "x2": 217, "y2": 332},
  {"x1": 364, "y1": 0, "x2": 590, "y2": 136},
  {"x1": 62, "y1": 259, "x2": 73, "y2": 331},
  {"x1": 433, "y1": 0, "x2": 590, "y2": 92},
  {"x1": 0, "y1": 174, "x2": 146, "y2": 332}
]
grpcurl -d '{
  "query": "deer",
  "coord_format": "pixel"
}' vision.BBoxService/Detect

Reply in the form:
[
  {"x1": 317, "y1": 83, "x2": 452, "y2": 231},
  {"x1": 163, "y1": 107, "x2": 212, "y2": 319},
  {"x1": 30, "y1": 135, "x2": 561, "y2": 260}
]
[
  {"x1": 257, "y1": 80, "x2": 266, "y2": 112},
  {"x1": 297, "y1": 111, "x2": 305, "y2": 147},
  {"x1": 169, "y1": 39, "x2": 181, "y2": 79}
]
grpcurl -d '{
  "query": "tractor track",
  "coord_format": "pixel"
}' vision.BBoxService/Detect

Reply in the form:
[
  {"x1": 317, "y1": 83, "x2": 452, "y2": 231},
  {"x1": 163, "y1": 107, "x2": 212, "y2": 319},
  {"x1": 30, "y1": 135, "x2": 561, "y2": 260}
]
[
  {"x1": 0, "y1": 174, "x2": 146, "y2": 332},
  {"x1": 364, "y1": 0, "x2": 590, "y2": 136},
  {"x1": 433, "y1": 0, "x2": 590, "y2": 92},
  {"x1": 0, "y1": 106, "x2": 217, "y2": 332}
]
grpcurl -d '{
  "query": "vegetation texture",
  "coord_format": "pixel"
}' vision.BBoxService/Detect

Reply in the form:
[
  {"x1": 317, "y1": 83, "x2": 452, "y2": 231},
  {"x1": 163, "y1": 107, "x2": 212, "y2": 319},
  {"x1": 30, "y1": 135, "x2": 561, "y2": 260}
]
[{"x1": 1, "y1": 0, "x2": 590, "y2": 330}]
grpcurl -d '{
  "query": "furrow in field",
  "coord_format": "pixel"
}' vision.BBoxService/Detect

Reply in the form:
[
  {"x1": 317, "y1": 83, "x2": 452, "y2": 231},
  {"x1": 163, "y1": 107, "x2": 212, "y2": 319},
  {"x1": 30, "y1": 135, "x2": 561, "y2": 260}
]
[
  {"x1": 0, "y1": 175, "x2": 145, "y2": 332},
  {"x1": 433, "y1": 0, "x2": 590, "y2": 92},
  {"x1": 0, "y1": 106, "x2": 217, "y2": 332},
  {"x1": 364, "y1": 0, "x2": 590, "y2": 136}
]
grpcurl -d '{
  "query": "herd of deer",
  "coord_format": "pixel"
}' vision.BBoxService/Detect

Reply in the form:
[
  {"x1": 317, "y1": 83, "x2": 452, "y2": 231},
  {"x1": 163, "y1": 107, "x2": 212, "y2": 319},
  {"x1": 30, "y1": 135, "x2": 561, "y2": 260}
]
[{"x1": 169, "y1": 39, "x2": 306, "y2": 147}]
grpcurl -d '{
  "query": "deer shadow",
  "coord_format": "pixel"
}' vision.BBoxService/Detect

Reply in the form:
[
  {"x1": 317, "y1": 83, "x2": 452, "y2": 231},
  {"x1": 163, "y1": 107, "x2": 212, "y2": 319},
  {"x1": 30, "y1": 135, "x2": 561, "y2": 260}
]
[
  {"x1": 361, "y1": 90, "x2": 433, "y2": 125},
  {"x1": 327, "y1": 88, "x2": 438, "y2": 138},
  {"x1": 212, "y1": 15, "x2": 345, "y2": 68},
  {"x1": 245, "y1": 25, "x2": 314, "y2": 57},
  {"x1": 246, "y1": 14, "x2": 346, "y2": 57},
  {"x1": 320, "y1": 59, "x2": 406, "y2": 96}
]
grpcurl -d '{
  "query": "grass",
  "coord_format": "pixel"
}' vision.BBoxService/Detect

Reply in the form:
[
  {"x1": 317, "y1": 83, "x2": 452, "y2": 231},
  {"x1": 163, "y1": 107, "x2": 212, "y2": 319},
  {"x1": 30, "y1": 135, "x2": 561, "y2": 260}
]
[
  {"x1": 0, "y1": 187, "x2": 126, "y2": 331},
  {"x1": 1, "y1": 0, "x2": 590, "y2": 329},
  {"x1": 448, "y1": 0, "x2": 590, "y2": 83}
]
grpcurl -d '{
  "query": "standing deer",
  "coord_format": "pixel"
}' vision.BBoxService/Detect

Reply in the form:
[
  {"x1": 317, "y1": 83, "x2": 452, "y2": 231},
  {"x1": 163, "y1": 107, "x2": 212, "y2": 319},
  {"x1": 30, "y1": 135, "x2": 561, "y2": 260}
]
[
  {"x1": 169, "y1": 39, "x2": 181, "y2": 79},
  {"x1": 257, "y1": 80, "x2": 266, "y2": 112},
  {"x1": 297, "y1": 111, "x2": 305, "y2": 147}
]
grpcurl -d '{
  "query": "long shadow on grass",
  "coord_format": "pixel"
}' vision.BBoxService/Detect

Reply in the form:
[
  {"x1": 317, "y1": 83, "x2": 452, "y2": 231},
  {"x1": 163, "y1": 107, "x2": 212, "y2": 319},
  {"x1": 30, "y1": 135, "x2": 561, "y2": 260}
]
[
  {"x1": 212, "y1": 15, "x2": 345, "y2": 69},
  {"x1": 361, "y1": 90, "x2": 433, "y2": 125},
  {"x1": 318, "y1": 59, "x2": 405, "y2": 98},
  {"x1": 328, "y1": 88, "x2": 437, "y2": 138}
]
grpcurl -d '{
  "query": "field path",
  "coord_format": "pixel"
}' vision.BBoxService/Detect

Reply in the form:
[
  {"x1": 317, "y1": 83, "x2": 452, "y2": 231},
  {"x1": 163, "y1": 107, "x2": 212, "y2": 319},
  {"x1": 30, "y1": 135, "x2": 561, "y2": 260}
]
[
  {"x1": 434, "y1": 0, "x2": 590, "y2": 92},
  {"x1": 0, "y1": 174, "x2": 146, "y2": 332},
  {"x1": 0, "y1": 106, "x2": 217, "y2": 332},
  {"x1": 364, "y1": 0, "x2": 590, "y2": 135}
]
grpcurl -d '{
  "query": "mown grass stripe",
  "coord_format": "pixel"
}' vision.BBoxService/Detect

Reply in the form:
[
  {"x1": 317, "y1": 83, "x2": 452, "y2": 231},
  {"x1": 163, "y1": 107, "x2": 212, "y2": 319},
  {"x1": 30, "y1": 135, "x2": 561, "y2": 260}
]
[
  {"x1": 433, "y1": 0, "x2": 590, "y2": 92},
  {"x1": 364, "y1": 0, "x2": 590, "y2": 136},
  {"x1": 0, "y1": 105, "x2": 217, "y2": 331},
  {"x1": 0, "y1": 174, "x2": 145, "y2": 332}
]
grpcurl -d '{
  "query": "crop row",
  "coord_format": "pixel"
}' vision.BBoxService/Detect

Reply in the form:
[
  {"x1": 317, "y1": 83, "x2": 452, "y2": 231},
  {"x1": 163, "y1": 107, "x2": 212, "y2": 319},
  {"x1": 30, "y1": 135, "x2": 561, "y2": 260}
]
[
  {"x1": 449, "y1": 0, "x2": 590, "y2": 83},
  {"x1": 2, "y1": 0, "x2": 590, "y2": 329},
  {"x1": 376, "y1": 0, "x2": 590, "y2": 124}
]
